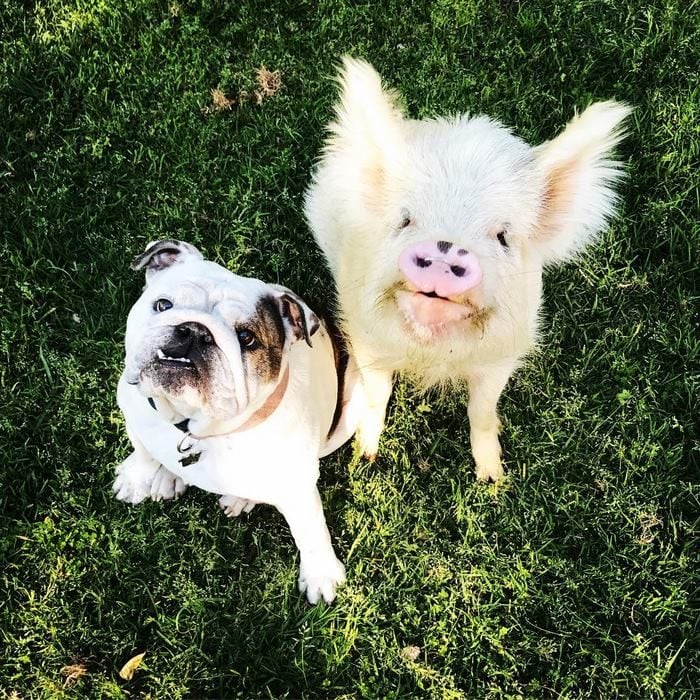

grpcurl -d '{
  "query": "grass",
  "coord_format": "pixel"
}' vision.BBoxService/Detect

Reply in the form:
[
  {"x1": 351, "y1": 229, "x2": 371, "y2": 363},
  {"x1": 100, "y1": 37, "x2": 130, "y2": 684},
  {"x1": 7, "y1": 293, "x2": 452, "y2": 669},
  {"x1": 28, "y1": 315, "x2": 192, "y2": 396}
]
[{"x1": 1, "y1": 0, "x2": 698, "y2": 697}]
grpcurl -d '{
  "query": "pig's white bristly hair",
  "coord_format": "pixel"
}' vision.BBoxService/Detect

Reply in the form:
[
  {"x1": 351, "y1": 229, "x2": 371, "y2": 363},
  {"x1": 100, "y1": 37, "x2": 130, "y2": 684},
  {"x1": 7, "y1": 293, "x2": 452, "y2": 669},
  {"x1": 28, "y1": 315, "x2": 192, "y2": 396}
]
[
  {"x1": 534, "y1": 100, "x2": 632, "y2": 264},
  {"x1": 310, "y1": 56, "x2": 630, "y2": 266},
  {"x1": 303, "y1": 57, "x2": 630, "y2": 480},
  {"x1": 304, "y1": 57, "x2": 631, "y2": 386},
  {"x1": 324, "y1": 56, "x2": 407, "y2": 167}
]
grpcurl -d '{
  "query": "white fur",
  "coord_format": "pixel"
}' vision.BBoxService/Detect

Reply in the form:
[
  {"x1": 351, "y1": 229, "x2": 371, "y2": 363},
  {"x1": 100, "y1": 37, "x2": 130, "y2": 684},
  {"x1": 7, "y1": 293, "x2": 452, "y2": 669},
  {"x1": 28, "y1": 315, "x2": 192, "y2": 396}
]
[
  {"x1": 114, "y1": 244, "x2": 363, "y2": 603},
  {"x1": 305, "y1": 57, "x2": 630, "y2": 480}
]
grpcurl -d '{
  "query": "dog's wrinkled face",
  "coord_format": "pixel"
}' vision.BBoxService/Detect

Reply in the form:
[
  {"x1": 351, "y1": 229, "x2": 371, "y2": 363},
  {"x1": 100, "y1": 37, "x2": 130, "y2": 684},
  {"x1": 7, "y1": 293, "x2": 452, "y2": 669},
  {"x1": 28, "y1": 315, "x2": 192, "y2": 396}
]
[{"x1": 124, "y1": 240, "x2": 318, "y2": 434}]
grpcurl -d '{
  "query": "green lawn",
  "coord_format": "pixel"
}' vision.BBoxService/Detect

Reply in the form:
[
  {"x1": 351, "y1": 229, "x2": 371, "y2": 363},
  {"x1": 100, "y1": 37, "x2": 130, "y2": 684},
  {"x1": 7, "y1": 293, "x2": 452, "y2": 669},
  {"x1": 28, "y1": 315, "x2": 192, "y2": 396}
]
[{"x1": 1, "y1": 1, "x2": 698, "y2": 698}]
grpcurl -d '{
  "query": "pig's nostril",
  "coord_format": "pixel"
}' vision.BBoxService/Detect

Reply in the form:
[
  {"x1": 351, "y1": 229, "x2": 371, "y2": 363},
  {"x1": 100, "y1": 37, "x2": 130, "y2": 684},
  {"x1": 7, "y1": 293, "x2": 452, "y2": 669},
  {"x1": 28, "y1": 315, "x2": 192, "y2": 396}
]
[
  {"x1": 451, "y1": 266, "x2": 466, "y2": 277},
  {"x1": 415, "y1": 257, "x2": 432, "y2": 268}
]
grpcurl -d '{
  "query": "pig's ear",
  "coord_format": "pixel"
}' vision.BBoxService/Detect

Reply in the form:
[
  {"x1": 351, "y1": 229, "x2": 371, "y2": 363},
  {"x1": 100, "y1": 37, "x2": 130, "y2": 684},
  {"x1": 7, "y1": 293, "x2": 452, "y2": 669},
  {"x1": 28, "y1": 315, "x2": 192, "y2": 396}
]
[
  {"x1": 532, "y1": 101, "x2": 632, "y2": 264},
  {"x1": 131, "y1": 239, "x2": 204, "y2": 283},
  {"x1": 320, "y1": 57, "x2": 410, "y2": 211}
]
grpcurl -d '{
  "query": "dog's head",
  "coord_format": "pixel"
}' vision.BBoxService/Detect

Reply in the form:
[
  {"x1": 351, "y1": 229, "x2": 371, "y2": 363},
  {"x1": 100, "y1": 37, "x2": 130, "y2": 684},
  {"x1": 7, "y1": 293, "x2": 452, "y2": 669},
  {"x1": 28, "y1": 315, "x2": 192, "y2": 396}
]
[
  {"x1": 306, "y1": 57, "x2": 631, "y2": 343},
  {"x1": 124, "y1": 240, "x2": 319, "y2": 435}
]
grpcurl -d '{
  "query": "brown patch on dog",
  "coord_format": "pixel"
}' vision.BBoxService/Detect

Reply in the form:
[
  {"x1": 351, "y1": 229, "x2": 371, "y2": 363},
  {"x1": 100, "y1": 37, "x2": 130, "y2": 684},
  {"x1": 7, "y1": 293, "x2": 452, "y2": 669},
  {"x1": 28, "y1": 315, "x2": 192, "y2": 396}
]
[{"x1": 239, "y1": 296, "x2": 286, "y2": 384}]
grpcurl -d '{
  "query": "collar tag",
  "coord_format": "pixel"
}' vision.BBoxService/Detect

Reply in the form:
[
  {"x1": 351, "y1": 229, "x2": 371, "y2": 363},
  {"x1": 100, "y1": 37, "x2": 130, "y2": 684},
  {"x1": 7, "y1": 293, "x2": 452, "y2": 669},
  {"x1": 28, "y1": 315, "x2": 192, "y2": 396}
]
[
  {"x1": 177, "y1": 433, "x2": 199, "y2": 454},
  {"x1": 179, "y1": 451, "x2": 201, "y2": 467}
]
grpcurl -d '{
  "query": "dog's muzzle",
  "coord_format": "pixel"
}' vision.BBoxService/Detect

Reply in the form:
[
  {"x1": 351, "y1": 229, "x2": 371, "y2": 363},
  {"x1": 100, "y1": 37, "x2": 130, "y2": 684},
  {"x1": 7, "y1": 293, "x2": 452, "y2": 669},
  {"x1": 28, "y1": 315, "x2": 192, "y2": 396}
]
[{"x1": 156, "y1": 321, "x2": 215, "y2": 370}]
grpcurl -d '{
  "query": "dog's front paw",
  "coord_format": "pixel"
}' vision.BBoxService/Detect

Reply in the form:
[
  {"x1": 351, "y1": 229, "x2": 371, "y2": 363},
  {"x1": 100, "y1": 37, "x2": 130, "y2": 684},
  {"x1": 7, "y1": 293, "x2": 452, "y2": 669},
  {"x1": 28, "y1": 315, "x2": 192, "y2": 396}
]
[
  {"x1": 113, "y1": 453, "x2": 162, "y2": 504},
  {"x1": 219, "y1": 494, "x2": 257, "y2": 517},
  {"x1": 150, "y1": 465, "x2": 187, "y2": 501},
  {"x1": 298, "y1": 556, "x2": 346, "y2": 604}
]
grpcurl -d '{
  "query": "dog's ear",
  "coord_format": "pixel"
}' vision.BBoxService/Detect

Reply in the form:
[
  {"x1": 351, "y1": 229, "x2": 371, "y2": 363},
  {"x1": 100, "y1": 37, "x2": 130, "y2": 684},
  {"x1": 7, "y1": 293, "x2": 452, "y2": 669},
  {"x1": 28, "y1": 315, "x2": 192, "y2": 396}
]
[
  {"x1": 131, "y1": 239, "x2": 204, "y2": 282},
  {"x1": 322, "y1": 57, "x2": 409, "y2": 211},
  {"x1": 270, "y1": 285, "x2": 320, "y2": 347},
  {"x1": 533, "y1": 101, "x2": 632, "y2": 264}
]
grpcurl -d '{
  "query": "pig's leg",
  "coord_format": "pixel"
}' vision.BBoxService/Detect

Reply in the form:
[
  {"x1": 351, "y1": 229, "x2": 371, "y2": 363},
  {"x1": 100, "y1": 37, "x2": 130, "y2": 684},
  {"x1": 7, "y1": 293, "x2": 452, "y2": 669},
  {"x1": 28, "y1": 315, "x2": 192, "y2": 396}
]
[
  {"x1": 466, "y1": 363, "x2": 514, "y2": 482},
  {"x1": 352, "y1": 348, "x2": 393, "y2": 461}
]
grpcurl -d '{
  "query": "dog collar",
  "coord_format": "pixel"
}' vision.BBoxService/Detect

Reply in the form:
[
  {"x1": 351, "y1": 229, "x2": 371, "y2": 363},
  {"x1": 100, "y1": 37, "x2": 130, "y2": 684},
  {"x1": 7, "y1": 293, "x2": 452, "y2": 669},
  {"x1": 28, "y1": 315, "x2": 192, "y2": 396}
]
[
  {"x1": 146, "y1": 365, "x2": 290, "y2": 461},
  {"x1": 147, "y1": 397, "x2": 191, "y2": 433}
]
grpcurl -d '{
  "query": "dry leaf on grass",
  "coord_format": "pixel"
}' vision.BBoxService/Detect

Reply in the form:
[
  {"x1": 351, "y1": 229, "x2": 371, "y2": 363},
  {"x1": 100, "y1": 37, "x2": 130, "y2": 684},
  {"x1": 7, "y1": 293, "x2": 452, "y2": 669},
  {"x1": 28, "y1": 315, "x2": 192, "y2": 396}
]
[{"x1": 119, "y1": 651, "x2": 146, "y2": 680}]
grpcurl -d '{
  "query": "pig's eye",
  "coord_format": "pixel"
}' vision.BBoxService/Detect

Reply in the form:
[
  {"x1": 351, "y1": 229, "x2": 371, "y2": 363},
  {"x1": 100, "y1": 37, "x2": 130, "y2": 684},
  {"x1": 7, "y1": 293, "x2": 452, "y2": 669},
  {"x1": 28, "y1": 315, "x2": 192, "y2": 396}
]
[
  {"x1": 398, "y1": 210, "x2": 412, "y2": 230},
  {"x1": 496, "y1": 230, "x2": 509, "y2": 249},
  {"x1": 154, "y1": 298, "x2": 173, "y2": 312}
]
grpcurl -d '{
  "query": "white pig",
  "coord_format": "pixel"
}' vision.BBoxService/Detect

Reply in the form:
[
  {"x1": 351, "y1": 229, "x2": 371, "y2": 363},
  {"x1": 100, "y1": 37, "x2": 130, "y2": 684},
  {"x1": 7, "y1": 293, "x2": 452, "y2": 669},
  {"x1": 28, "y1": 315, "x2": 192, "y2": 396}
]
[{"x1": 304, "y1": 57, "x2": 630, "y2": 481}]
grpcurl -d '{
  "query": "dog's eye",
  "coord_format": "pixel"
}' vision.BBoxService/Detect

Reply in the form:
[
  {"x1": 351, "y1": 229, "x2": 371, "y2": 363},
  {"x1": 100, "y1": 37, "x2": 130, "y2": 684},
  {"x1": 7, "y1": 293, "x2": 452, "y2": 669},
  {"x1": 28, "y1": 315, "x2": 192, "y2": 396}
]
[
  {"x1": 398, "y1": 210, "x2": 411, "y2": 230},
  {"x1": 237, "y1": 329, "x2": 258, "y2": 349},
  {"x1": 496, "y1": 230, "x2": 509, "y2": 248},
  {"x1": 154, "y1": 298, "x2": 173, "y2": 312}
]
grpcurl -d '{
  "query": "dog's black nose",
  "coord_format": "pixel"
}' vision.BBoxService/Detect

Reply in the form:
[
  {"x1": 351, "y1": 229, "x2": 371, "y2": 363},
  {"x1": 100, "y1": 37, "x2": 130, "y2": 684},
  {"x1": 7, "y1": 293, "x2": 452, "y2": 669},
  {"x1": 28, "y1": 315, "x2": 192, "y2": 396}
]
[
  {"x1": 174, "y1": 322, "x2": 214, "y2": 346},
  {"x1": 159, "y1": 322, "x2": 215, "y2": 363}
]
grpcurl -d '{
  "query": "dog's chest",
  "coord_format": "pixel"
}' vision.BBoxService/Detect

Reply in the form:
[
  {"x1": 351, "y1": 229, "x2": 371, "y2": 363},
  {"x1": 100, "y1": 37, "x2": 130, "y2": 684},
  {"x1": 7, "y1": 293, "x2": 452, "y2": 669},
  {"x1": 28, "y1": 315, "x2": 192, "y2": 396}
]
[{"x1": 165, "y1": 425, "x2": 318, "y2": 503}]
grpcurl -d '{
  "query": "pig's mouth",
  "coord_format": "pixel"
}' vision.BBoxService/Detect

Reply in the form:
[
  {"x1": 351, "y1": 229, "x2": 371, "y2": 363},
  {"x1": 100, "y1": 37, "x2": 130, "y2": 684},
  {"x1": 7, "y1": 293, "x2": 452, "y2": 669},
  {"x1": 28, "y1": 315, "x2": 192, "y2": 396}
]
[{"x1": 395, "y1": 288, "x2": 478, "y2": 337}]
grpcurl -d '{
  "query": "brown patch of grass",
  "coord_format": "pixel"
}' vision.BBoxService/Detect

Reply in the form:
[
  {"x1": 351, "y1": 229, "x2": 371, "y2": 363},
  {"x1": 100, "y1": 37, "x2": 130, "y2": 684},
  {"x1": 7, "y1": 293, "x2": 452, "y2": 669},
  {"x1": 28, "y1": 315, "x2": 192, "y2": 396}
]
[
  {"x1": 60, "y1": 663, "x2": 88, "y2": 689},
  {"x1": 401, "y1": 645, "x2": 421, "y2": 662},
  {"x1": 203, "y1": 87, "x2": 236, "y2": 114},
  {"x1": 202, "y1": 67, "x2": 282, "y2": 115},
  {"x1": 637, "y1": 511, "x2": 663, "y2": 544},
  {"x1": 255, "y1": 66, "x2": 282, "y2": 99}
]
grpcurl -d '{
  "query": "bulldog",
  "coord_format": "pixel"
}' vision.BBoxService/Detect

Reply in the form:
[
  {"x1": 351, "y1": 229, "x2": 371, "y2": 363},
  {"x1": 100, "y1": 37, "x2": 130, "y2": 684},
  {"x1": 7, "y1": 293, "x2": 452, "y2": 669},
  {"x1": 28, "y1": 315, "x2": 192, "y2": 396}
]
[{"x1": 113, "y1": 240, "x2": 363, "y2": 604}]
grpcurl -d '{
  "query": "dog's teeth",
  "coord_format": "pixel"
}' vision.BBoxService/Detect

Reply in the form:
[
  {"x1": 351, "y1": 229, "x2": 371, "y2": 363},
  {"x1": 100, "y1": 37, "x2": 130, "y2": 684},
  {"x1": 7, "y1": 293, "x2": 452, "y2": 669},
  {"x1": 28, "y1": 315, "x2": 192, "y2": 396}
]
[{"x1": 157, "y1": 349, "x2": 192, "y2": 364}]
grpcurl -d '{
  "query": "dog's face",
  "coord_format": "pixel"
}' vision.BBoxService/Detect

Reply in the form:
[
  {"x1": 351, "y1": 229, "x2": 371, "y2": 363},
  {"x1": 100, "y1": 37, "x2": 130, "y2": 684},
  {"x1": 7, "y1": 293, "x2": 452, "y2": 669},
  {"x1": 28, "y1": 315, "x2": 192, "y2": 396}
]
[
  {"x1": 306, "y1": 58, "x2": 630, "y2": 344},
  {"x1": 124, "y1": 240, "x2": 319, "y2": 434}
]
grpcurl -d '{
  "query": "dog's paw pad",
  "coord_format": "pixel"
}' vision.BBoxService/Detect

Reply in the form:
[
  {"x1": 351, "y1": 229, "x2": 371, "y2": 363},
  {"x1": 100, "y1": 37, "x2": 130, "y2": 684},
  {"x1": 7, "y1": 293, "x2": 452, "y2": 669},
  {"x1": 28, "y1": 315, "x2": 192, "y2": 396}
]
[
  {"x1": 219, "y1": 495, "x2": 257, "y2": 518},
  {"x1": 298, "y1": 558, "x2": 346, "y2": 604}
]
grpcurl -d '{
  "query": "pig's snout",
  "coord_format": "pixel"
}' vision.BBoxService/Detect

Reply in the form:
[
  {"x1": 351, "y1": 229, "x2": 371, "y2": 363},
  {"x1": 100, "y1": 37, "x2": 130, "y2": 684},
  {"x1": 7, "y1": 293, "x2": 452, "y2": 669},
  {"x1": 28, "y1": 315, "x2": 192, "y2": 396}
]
[{"x1": 398, "y1": 240, "x2": 483, "y2": 297}]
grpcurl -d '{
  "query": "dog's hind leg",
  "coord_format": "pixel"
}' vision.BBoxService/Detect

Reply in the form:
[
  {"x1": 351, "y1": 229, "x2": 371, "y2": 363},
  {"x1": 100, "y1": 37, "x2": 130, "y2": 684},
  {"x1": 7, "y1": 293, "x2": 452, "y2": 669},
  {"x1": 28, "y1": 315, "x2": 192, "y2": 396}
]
[{"x1": 219, "y1": 495, "x2": 257, "y2": 517}]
